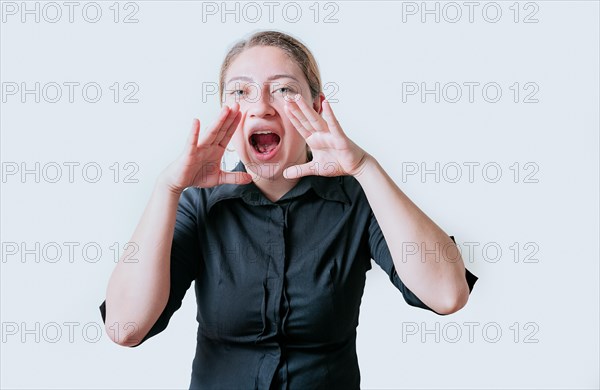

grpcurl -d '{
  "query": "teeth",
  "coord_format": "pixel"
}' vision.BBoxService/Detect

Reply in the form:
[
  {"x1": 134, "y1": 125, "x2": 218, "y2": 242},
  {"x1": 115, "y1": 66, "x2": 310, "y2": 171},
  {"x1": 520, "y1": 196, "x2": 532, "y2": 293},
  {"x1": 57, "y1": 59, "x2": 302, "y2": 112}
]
[{"x1": 254, "y1": 131, "x2": 273, "y2": 135}]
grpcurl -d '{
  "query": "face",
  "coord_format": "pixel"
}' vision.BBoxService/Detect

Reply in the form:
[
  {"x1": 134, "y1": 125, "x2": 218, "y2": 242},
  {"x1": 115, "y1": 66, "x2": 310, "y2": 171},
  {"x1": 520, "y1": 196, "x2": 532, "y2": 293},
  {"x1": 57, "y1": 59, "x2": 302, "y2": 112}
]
[{"x1": 223, "y1": 45, "x2": 323, "y2": 181}]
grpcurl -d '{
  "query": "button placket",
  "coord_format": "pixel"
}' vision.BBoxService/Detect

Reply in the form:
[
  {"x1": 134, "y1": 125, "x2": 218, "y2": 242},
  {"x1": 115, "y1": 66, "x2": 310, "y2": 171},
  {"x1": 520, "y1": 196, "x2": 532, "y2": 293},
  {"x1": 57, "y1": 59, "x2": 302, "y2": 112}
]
[{"x1": 262, "y1": 206, "x2": 286, "y2": 339}]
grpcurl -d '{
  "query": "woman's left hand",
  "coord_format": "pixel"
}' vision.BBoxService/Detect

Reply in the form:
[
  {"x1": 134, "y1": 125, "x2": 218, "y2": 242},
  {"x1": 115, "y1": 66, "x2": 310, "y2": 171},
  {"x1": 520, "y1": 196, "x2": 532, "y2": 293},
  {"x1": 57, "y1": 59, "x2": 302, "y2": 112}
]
[{"x1": 283, "y1": 94, "x2": 370, "y2": 179}]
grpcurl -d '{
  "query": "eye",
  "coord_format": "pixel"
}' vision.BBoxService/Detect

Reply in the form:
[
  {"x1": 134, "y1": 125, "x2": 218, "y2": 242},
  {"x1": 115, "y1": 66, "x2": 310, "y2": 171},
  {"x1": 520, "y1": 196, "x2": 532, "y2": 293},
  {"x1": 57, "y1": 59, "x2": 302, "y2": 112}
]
[
  {"x1": 229, "y1": 89, "x2": 245, "y2": 96},
  {"x1": 273, "y1": 86, "x2": 296, "y2": 97}
]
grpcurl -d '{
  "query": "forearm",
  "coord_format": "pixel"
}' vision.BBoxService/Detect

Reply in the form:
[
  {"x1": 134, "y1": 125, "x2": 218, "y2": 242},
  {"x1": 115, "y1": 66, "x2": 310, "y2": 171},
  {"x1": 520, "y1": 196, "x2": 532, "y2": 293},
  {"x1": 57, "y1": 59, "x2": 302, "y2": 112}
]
[
  {"x1": 104, "y1": 175, "x2": 182, "y2": 346},
  {"x1": 355, "y1": 156, "x2": 469, "y2": 314}
]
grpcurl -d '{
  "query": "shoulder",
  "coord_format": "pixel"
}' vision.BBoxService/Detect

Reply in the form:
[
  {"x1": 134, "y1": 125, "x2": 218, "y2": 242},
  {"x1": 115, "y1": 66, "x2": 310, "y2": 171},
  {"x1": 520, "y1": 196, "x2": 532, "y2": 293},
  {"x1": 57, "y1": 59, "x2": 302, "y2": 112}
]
[
  {"x1": 311, "y1": 175, "x2": 370, "y2": 213},
  {"x1": 178, "y1": 186, "x2": 211, "y2": 214},
  {"x1": 338, "y1": 175, "x2": 368, "y2": 204},
  {"x1": 180, "y1": 184, "x2": 251, "y2": 218}
]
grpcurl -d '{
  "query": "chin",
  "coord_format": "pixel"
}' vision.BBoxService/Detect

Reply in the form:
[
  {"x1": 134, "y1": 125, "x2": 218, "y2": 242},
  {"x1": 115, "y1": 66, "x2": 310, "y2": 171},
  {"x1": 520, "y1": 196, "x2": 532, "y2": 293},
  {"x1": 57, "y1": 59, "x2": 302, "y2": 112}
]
[{"x1": 241, "y1": 153, "x2": 288, "y2": 181}]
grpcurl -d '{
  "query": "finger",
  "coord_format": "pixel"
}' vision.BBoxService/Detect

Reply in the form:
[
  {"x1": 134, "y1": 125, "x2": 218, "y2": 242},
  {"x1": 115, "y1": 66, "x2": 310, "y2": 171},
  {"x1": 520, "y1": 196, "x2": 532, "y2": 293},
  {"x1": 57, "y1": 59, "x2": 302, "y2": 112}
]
[
  {"x1": 219, "y1": 109, "x2": 245, "y2": 148},
  {"x1": 295, "y1": 95, "x2": 326, "y2": 132},
  {"x1": 186, "y1": 119, "x2": 200, "y2": 153},
  {"x1": 286, "y1": 96, "x2": 318, "y2": 132},
  {"x1": 213, "y1": 103, "x2": 239, "y2": 145},
  {"x1": 218, "y1": 171, "x2": 253, "y2": 185},
  {"x1": 283, "y1": 163, "x2": 313, "y2": 179},
  {"x1": 284, "y1": 104, "x2": 312, "y2": 139},
  {"x1": 198, "y1": 105, "x2": 231, "y2": 145},
  {"x1": 214, "y1": 103, "x2": 240, "y2": 145},
  {"x1": 321, "y1": 100, "x2": 344, "y2": 137}
]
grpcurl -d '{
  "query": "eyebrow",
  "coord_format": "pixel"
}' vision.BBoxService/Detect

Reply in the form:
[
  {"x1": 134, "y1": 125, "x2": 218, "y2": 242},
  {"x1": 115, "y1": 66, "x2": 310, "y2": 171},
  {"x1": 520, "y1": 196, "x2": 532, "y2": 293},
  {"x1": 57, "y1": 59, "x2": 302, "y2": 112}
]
[{"x1": 225, "y1": 74, "x2": 300, "y2": 85}]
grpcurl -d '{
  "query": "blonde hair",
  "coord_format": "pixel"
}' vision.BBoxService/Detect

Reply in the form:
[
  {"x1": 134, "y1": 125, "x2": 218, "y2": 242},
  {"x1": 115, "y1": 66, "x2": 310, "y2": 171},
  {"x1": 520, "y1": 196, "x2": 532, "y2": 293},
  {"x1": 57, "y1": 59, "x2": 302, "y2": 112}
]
[{"x1": 219, "y1": 30, "x2": 322, "y2": 161}]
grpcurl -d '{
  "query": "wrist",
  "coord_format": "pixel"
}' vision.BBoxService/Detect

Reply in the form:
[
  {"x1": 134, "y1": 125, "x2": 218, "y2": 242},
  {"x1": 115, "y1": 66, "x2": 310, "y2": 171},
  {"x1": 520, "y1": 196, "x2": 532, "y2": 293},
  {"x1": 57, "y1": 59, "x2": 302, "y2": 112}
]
[
  {"x1": 155, "y1": 171, "x2": 184, "y2": 197},
  {"x1": 352, "y1": 153, "x2": 378, "y2": 180}
]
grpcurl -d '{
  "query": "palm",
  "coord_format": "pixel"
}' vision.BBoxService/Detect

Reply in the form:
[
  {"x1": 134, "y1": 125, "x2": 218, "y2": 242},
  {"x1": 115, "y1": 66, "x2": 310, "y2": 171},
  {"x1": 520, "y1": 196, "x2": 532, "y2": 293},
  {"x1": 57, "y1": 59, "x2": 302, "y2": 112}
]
[
  {"x1": 283, "y1": 96, "x2": 367, "y2": 178},
  {"x1": 162, "y1": 103, "x2": 252, "y2": 193},
  {"x1": 302, "y1": 132, "x2": 360, "y2": 176},
  {"x1": 181, "y1": 143, "x2": 228, "y2": 188}
]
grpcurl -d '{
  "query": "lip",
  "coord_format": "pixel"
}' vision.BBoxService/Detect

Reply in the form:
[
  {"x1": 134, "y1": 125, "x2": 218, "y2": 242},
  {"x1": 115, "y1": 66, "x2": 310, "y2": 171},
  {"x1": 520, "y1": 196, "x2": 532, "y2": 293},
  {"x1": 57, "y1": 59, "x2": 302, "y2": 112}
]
[
  {"x1": 248, "y1": 126, "x2": 282, "y2": 139},
  {"x1": 247, "y1": 126, "x2": 283, "y2": 162}
]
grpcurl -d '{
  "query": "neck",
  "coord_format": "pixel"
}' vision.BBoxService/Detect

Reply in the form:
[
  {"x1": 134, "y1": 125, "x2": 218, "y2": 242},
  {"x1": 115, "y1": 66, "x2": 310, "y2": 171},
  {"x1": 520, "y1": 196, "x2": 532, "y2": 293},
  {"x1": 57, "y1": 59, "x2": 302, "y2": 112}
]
[
  {"x1": 253, "y1": 172, "x2": 300, "y2": 203},
  {"x1": 245, "y1": 152, "x2": 308, "y2": 202}
]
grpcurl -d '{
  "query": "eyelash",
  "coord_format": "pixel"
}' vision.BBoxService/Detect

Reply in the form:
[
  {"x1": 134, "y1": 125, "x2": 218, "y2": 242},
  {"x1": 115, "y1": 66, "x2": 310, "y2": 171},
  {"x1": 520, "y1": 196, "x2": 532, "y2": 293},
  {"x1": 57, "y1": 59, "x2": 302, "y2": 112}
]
[
  {"x1": 275, "y1": 87, "x2": 293, "y2": 94},
  {"x1": 229, "y1": 87, "x2": 295, "y2": 96}
]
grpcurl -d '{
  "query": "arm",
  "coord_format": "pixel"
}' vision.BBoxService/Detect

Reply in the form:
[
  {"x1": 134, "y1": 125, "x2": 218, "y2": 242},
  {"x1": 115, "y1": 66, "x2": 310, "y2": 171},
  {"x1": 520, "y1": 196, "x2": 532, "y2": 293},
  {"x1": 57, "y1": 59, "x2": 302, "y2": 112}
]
[
  {"x1": 103, "y1": 179, "x2": 182, "y2": 347},
  {"x1": 354, "y1": 156, "x2": 470, "y2": 314},
  {"x1": 102, "y1": 104, "x2": 252, "y2": 346},
  {"x1": 283, "y1": 95, "x2": 470, "y2": 315}
]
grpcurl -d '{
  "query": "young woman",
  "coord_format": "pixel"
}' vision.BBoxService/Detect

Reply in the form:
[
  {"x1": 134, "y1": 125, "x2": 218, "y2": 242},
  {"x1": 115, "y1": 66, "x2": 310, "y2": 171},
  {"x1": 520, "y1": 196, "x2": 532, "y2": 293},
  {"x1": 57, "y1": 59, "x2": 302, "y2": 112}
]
[{"x1": 100, "y1": 30, "x2": 478, "y2": 389}]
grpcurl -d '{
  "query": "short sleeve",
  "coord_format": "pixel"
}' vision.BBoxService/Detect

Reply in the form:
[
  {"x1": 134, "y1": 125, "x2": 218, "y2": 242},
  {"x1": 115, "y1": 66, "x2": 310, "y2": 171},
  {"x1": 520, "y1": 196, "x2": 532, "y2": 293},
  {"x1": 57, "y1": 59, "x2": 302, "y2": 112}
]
[
  {"x1": 99, "y1": 187, "x2": 203, "y2": 347},
  {"x1": 367, "y1": 210, "x2": 478, "y2": 314}
]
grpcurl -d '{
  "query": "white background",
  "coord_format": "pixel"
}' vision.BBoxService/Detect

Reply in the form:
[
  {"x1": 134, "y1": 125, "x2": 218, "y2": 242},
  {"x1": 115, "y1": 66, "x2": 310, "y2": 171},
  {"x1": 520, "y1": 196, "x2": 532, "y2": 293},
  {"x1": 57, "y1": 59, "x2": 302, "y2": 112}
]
[{"x1": 1, "y1": 1, "x2": 598, "y2": 389}]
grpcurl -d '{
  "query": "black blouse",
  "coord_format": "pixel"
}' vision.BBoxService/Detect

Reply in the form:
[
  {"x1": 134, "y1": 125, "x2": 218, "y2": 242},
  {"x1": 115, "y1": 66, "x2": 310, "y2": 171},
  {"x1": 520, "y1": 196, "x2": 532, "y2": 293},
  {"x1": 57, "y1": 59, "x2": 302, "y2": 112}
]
[{"x1": 99, "y1": 161, "x2": 478, "y2": 389}]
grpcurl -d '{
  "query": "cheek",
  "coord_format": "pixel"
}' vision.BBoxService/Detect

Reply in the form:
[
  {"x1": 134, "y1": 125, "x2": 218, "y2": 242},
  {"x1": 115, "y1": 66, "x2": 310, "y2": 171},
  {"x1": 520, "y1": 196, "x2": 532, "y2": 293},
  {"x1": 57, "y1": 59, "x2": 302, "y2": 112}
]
[
  {"x1": 288, "y1": 129, "x2": 304, "y2": 143},
  {"x1": 230, "y1": 131, "x2": 246, "y2": 154},
  {"x1": 278, "y1": 108, "x2": 304, "y2": 144},
  {"x1": 283, "y1": 129, "x2": 307, "y2": 155}
]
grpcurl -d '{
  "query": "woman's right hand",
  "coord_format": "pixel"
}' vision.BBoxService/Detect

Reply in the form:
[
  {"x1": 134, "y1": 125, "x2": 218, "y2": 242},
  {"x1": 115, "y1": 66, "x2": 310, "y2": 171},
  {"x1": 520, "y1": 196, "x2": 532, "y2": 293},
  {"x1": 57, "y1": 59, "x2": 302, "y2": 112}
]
[{"x1": 158, "y1": 103, "x2": 253, "y2": 194}]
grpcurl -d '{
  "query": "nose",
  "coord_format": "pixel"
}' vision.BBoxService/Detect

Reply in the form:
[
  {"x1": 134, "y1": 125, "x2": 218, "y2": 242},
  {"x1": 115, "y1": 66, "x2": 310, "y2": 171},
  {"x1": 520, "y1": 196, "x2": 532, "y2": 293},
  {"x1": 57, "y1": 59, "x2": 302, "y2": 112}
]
[{"x1": 246, "y1": 86, "x2": 276, "y2": 118}]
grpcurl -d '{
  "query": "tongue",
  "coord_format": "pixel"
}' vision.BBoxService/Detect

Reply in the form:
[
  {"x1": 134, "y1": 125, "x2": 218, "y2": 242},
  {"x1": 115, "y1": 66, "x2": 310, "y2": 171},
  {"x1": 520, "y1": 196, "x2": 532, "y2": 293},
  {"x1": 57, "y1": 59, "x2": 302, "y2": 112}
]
[{"x1": 253, "y1": 134, "x2": 279, "y2": 154}]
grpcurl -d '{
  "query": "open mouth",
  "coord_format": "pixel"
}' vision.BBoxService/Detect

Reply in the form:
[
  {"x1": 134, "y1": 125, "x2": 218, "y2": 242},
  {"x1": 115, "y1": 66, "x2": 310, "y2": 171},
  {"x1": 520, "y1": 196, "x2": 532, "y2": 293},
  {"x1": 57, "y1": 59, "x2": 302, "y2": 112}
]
[{"x1": 249, "y1": 131, "x2": 281, "y2": 154}]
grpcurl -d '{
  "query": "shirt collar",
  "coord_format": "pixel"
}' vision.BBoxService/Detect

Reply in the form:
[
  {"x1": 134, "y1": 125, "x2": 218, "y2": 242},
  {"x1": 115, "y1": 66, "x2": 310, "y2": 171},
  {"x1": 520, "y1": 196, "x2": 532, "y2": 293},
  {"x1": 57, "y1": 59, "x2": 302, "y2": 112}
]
[{"x1": 206, "y1": 161, "x2": 351, "y2": 212}]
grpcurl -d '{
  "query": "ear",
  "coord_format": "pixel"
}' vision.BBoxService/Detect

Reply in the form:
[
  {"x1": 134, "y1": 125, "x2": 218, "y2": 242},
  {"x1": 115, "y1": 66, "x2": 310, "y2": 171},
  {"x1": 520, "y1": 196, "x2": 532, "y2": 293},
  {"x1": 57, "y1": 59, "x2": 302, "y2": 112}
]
[{"x1": 313, "y1": 92, "x2": 326, "y2": 115}]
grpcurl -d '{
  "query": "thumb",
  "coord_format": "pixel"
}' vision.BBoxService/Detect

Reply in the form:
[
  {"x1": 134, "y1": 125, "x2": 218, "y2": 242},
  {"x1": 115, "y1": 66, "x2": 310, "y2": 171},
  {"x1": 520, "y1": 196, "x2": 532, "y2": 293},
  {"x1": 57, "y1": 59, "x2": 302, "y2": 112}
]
[
  {"x1": 219, "y1": 171, "x2": 253, "y2": 185},
  {"x1": 185, "y1": 119, "x2": 200, "y2": 153},
  {"x1": 283, "y1": 163, "x2": 313, "y2": 179}
]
